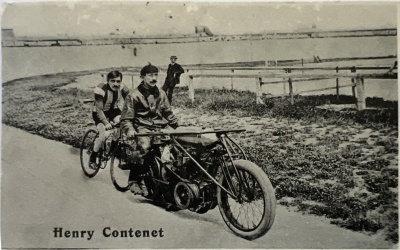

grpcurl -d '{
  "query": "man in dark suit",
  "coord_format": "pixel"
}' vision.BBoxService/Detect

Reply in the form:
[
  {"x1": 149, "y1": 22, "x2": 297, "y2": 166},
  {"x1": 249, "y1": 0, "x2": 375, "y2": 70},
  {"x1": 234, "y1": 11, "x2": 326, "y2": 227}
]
[{"x1": 162, "y1": 55, "x2": 184, "y2": 104}]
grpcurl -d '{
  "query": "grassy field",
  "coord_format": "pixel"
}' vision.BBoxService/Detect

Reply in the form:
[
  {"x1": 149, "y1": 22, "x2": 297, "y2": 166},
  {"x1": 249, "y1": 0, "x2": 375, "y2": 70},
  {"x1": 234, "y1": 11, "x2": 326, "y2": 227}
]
[{"x1": 2, "y1": 70, "x2": 398, "y2": 243}]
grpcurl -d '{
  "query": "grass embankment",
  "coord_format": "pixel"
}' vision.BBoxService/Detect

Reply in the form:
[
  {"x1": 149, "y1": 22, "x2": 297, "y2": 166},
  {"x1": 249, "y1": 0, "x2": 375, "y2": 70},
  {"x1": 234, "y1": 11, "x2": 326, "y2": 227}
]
[{"x1": 3, "y1": 72, "x2": 398, "y2": 243}]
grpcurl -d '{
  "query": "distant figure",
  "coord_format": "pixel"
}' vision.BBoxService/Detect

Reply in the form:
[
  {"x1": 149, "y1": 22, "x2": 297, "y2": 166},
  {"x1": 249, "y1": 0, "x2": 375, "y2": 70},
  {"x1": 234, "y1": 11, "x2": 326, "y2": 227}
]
[{"x1": 162, "y1": 56, "x2": 184, "y2": 104}]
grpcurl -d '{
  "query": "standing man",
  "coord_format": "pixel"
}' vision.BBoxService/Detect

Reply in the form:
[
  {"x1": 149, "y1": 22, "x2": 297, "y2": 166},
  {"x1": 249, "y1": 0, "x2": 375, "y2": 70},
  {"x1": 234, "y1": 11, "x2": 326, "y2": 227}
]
[
  {"x1": 162, "y1": 55, "x2": 184, "y2": 104},
  {"x1": 89, "y1": 70, "x2": 130, "y2": 169},
  {"x1": 121, "y1": 64, "x2": 179, "y2": 196}
]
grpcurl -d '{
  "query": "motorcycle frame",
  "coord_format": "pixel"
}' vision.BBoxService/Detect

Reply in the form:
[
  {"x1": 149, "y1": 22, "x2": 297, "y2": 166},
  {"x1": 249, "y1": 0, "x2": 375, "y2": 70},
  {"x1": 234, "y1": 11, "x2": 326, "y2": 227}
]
[{"x1": 136, "y1": 129, "x2": 248, "y2": 200}]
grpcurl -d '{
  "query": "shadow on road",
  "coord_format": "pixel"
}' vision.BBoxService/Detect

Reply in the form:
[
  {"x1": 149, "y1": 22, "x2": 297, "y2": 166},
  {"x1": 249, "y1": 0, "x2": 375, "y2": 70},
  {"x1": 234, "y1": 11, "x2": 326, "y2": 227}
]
[
  {"x1": 69, "y1": 146, "x2": 80, "y2": 155},
  {"x1": 126, "y1": 195, "x2": 223, "y2": 225}
]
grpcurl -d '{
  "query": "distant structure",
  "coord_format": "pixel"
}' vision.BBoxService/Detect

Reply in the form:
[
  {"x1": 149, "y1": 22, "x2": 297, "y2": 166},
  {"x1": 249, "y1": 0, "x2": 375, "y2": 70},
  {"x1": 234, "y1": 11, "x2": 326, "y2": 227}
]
[
  {"x1": 195, "y1": 25, "x2": 213, "y2": 36},
  {"x1": 1, "y1": 28, "x2": 396, "y2": 47},
  {"x1": 2, "y1": 29, "x2": 15, "y2": 46}
]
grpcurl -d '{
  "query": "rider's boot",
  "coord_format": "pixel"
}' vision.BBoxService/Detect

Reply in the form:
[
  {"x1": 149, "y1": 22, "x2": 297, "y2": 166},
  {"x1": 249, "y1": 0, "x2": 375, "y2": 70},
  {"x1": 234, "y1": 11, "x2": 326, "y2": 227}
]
[
  {"x1": 130, "y1": 176, "x2": 149, "y2": 197},
  {"x1": 89, "y1": 151, "x2": 98, "y2": 170},
  {"x1": 128, "y1": 162, "x2": 149, "y2": 197}
]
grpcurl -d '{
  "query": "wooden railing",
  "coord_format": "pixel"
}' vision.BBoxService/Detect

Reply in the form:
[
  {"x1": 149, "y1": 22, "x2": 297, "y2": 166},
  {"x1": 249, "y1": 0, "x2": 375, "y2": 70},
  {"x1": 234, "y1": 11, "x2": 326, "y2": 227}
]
[
  {"x1": 185, "y1": 65, "x2": 397, "y2": 110},
  {"x1": 99, "y1": 64, "x2": 397, "y2": 111}
]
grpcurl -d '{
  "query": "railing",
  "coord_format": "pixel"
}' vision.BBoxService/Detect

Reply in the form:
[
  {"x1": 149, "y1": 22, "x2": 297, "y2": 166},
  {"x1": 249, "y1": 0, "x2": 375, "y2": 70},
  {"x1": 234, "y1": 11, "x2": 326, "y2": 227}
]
[
  {"x1": 185, "y1": 65, "x2": 397, "y2": 110},
  {"x1": 99, "y1": 64, "x2": 397, "y2": 111}
]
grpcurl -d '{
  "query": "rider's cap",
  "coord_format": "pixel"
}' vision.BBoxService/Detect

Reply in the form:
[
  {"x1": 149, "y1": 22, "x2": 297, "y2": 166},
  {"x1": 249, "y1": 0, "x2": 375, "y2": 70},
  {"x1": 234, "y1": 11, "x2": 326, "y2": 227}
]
[
  {"x1": 140, "y1": 63, "x2": 159, "y2": 76},
  {"x1": 170, "y1": 55, "x2": 178, "y2": 59}
]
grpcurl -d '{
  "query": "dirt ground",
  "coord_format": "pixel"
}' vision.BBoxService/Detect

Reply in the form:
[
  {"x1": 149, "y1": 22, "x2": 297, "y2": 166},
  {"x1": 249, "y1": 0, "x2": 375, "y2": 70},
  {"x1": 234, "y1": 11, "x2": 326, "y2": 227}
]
[{"x1": 2, "y1": 71, "x2": 398, "y2": 244}]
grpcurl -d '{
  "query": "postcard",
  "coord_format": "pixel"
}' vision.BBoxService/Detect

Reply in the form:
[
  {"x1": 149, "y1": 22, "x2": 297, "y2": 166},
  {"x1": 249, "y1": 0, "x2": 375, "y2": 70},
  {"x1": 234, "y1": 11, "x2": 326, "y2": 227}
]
[{"x1": 1, "y1": 1, "x2": 398, "y2": 249}]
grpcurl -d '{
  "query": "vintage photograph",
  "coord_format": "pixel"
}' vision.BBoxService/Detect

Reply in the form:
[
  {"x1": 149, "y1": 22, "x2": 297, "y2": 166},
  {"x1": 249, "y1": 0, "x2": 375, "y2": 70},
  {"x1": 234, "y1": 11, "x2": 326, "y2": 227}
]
[{"x1": 1, "y1": 1, "x2": 398, "y2": 249}]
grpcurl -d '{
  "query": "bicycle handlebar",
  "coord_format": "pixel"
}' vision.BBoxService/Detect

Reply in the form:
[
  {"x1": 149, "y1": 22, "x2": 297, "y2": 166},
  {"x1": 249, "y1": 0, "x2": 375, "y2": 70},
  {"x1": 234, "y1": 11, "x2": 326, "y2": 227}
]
[{"x1": 105, "y1": 122, "x2": 120, "y2": 131}]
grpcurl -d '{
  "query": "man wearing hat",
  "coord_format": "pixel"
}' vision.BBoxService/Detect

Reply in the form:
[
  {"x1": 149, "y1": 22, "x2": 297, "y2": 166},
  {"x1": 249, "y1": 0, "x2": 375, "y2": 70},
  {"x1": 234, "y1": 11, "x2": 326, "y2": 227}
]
[
  {"x1": 121, "y1": 63, "x2": 179, "y2": 196},
  {"x1": 162, "y1": 55, "x2": 185, "y2": 103}
]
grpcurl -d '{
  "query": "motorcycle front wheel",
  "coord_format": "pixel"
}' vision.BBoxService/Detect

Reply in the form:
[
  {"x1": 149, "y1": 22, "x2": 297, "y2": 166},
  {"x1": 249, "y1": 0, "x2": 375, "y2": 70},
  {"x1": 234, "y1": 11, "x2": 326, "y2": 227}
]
[{"x1": 217, "y1": 159, "x2": 276, "y2": 240}]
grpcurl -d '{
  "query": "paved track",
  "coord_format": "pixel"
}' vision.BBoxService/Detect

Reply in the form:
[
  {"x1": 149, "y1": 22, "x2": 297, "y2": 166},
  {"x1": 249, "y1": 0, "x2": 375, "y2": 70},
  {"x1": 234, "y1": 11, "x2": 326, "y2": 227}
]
[{"x1": 1, "y1": 125, "x2": 394, "y2": 249}]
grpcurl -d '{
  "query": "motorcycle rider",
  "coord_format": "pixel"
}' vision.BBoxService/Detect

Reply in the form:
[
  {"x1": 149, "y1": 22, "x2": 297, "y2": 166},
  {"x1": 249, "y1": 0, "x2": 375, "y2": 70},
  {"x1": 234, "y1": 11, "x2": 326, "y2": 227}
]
[{"x1": 121, "y1": 63, "x2": 179, "y2": 197}]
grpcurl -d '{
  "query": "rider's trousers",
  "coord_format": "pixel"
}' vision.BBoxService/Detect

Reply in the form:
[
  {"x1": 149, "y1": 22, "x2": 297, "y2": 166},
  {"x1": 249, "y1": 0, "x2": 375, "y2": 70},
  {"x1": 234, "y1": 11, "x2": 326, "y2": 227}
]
[{"x1": 128, "y1": 126, "x2": 154, "y2": 182}]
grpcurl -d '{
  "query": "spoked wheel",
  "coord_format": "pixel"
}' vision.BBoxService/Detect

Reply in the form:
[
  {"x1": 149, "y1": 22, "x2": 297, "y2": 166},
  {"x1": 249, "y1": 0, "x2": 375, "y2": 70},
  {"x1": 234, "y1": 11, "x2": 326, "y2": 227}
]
[
  {"x1": 110, "y1": 143, "x2": 135, "y2": 192},
  {"x1": 80, "y1": 129, "x2": 100, "y2": 178},
  {"x1": 217, "y1": 159, "x2": 276, "y2": 240}
]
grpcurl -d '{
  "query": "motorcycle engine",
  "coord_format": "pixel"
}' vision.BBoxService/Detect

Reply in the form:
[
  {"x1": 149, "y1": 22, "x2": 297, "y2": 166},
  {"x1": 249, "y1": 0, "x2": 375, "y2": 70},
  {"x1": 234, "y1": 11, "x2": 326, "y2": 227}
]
[
  {"x1": 173, "y1": 179, "x2": 217, "y2": 213},
  {"x1": 171, "y1": 145, "x2": 220, "y2": 213}
]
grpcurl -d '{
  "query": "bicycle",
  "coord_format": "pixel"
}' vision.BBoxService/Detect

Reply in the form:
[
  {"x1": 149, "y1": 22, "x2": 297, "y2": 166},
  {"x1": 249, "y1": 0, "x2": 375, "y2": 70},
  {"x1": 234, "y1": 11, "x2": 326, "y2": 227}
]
[
  {"x1": 79, "y1": 122, "x2": 118, "y2": 177},
  {"x1": 80, "y1": 99, "x2": 131, "y2": 192}
]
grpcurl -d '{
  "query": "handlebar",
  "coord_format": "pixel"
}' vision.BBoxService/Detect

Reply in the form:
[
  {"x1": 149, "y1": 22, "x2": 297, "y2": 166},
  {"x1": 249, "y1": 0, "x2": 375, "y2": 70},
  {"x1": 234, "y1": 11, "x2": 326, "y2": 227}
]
[{"x1": 134, "y1": 128, "x2": 246, "y2": 137}]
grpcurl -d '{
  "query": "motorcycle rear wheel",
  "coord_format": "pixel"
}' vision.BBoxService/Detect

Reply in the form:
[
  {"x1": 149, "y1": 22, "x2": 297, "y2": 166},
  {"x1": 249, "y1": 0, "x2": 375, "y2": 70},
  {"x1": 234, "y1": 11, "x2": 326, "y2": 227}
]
[
  {"x1": 144, "y1": 158, "x2": 164, "y2": 200},
  {"x1": 217, "y1": 159, "x2": 276, "y2": 240}
]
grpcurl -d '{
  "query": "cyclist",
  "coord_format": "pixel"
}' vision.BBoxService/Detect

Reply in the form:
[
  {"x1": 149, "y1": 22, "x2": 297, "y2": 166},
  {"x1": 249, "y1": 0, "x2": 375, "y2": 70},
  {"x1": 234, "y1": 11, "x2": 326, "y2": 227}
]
[
  {"x1": 89, "y1": 70, "x2": 130, "y2": 169},
  {"x1": 121, "y1": 64, "x2": 179, "y2": 196}
]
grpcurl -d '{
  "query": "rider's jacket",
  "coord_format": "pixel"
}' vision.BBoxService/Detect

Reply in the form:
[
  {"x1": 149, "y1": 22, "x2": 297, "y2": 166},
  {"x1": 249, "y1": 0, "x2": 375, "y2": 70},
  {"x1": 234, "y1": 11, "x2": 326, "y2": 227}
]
[
  {"x1": 93, "y1": 82, "x2": 130, "y2": 124},
  {"x1": 121, "y1": 82, "x2": 179, "y2": 133}
]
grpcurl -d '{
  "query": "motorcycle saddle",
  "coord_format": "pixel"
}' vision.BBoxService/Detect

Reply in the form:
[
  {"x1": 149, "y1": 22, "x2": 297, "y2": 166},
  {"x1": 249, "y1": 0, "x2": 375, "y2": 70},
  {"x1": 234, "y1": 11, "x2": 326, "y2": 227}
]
[
  {"x1": 176, "y1": 127, "x2": 219, "y2": 147},
  {"x1": 175, "y1": 133, "x2": 219, "y2": 148}
]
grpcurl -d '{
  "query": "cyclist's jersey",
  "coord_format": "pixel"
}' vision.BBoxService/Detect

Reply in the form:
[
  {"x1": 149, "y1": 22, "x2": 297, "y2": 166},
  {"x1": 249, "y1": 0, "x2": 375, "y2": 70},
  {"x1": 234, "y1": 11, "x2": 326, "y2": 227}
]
[
  {"x1": 93, "y1": 83, "x2": 129, "y2": 112},
  {"x1": 93, "y1": 82, "x2": 129, "y2": 125}
]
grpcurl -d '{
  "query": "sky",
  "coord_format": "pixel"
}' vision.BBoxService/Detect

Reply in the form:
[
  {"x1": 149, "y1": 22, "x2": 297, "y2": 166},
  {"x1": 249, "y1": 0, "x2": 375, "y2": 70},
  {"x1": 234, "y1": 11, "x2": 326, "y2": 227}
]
[{"x1": 1, "y1": 1, "x2": 398, "y2": 37}]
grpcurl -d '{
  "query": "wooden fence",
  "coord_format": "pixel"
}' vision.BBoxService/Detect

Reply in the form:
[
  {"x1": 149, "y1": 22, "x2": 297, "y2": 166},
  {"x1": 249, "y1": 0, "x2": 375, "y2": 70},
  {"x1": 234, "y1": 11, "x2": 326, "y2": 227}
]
[
  {"x1": 185, "y1": 65, "x2": 397, "y2": 110},
  {"x1": 100, "y1": 64, "x2": 397, "y2": 111}
]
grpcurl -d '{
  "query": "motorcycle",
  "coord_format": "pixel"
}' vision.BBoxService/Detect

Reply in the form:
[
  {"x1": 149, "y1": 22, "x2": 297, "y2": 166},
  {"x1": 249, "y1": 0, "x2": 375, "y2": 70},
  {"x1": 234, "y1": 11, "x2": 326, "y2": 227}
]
[{"x1": 111, "y1": 127, "x2": 276, "y2": 240}]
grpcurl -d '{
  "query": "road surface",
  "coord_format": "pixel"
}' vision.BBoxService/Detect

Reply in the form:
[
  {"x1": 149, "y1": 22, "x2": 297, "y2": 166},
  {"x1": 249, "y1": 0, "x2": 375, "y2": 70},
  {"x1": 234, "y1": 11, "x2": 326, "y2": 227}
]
[{"x1": 1, "y1": 125, "x2": 395, "y2": 249}]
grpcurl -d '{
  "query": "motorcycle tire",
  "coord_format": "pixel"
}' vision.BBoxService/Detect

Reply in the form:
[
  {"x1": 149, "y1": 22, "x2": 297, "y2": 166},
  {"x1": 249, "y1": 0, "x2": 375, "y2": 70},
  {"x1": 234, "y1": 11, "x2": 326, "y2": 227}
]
[{"x1": 217, "y1": 159, "x2": 276, "y2": 240}]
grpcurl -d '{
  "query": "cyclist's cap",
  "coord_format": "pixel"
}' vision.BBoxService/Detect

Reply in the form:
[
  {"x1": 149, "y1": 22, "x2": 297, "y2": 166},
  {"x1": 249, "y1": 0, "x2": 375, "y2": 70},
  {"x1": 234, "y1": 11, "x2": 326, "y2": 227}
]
[
  {"x1": 140, "y1": 64, "x2": 159, "y2": 76},
  {"x1": 170, "y1": 55, "x2": 178, "y2": 59}
]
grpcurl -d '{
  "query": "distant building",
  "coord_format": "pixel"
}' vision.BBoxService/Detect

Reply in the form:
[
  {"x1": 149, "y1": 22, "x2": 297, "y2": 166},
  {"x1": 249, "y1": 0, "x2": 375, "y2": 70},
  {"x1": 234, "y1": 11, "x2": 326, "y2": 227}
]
[
  {"x1": 2, "y1": 29, "x2": 15, "y2": 46},
  {"x1": 195, "y1": 26, "x2": 214, "y2": 36}
]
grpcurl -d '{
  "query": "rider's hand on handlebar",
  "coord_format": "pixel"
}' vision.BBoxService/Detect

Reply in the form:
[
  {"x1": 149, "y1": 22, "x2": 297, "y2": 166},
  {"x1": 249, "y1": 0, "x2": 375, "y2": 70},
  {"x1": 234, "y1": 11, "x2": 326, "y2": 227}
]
[
  {"x1": 127, "y1": 130, "x2": 136, "y2": 139},
  {"x1": 105, "y1": 123, "x2": 113, "y2": 131}
]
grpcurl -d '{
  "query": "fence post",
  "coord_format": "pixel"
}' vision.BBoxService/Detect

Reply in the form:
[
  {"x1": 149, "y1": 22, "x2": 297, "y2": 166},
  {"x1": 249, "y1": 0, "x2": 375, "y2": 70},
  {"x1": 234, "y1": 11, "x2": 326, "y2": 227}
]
[
  {"x1": 351, "y1": 66, "x2": 356, "y2": 97},
  {"x1": 336, "y1": 66, "x2": 339, "y2": 100},
  {"x1": 185, "y1": 69, "x2": 190, "y2": 87},
  {"x1": 188, "y1": 76, "x2": 195, "y2": 104},
  {"x1": 286, "y1": 69, "x2": 294, "y2": 105},
  {"x1": 355, "y1": 76, "x2": 365, "y2": 110},
  {"x1": 255, "y1": 77, "x2": 264, "y2": 104},
  {"x1": 131, "y1": 75, "x2": 134, "y2": 89},
  {"x1": 231, "y1": 69, "x2": 234, "y2": 90},
  {"x1": 288, "y1": 78, "x2": 294, "y2": 105}
]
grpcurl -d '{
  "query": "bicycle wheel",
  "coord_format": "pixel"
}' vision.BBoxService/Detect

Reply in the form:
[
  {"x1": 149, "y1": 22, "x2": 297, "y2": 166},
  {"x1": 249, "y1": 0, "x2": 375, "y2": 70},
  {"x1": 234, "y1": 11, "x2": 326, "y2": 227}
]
[
  {"x1": 217, "y1": 159, "x2": 276, "y2": 240},
  {"x1": 80, "y1": 129, "x2": 100, "y2": 178},
  {"x1": 110, "y1": 143, "x2": 135, "y2": 192}
]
